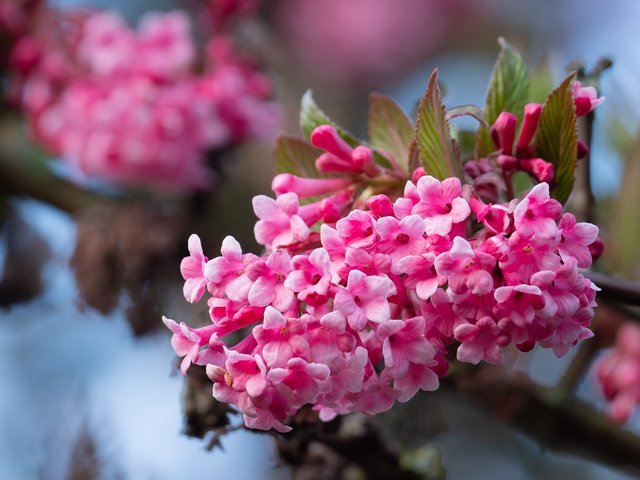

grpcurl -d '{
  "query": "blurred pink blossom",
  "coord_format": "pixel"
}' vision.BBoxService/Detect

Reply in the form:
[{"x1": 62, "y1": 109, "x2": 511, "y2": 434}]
[{"x1": 12, "y1": 8, "x2": 281, "y2": 190}]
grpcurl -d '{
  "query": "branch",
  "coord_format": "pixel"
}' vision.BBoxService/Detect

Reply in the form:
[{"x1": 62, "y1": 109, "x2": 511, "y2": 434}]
[
  {"x1": 587, "y1": 271, "x2": 640, "y2": 306},
  {"x1": 0, "y1": 153, "x2": 109, "y2": 215},
  {"x1": 570, "y1": 57, "x2": 613, "y2": 223},
  {"x1": 273, "y1": 413, "x2": 425, "y2": 480},
  {"x1": 451, "y1": 368, "x2": 640, "y2": 474}
]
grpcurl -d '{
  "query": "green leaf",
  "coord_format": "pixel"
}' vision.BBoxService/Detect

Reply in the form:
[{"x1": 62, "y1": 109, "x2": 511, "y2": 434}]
[
  {"x1": 446, "y1": 105, "x2": 487, "y2": 126},
  {"x1": 407, "y1": 139, "x2": 420, "y2": 174},
  {"x1": 534, "y1": 72, "x2": 578, "y2": 204},
  {"x1": 368, "y1": 93, "x2": 414, "y2": 174},
  {"x1": 415, "y1": 69, "x2": 462, "y2": 180},
  {"x1": 273, "y1": 134, "x2": 327, "y2": 178},
  {"x1": 299, "y1": 90, "x2": 359, "y2": 147},
  {"x1": 475, "y1": 38, "x2": 530, "y2": 157}
]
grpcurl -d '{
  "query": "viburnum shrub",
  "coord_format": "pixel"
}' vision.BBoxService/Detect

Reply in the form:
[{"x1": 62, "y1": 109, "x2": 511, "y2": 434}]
[{"x1": 165, "y1": 40, "x2": 604, "y2": 432}]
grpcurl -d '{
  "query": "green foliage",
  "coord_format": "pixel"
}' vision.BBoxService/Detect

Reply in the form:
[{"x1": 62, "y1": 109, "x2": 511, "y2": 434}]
[
  {"x1": 368, "y1": 93, "x2": 414, "y2": 174},
  {"x1": 535, "y1": 73, "x2": 578, "y2": 204},
  {"x1": 273, "y1": 134, "x2": 327, "y2": 178},
  {"x1": 415, "y1": 69, "x2": 462, "y2": 180},
  {"x1": 476, "y1": 38, "x2": 530, "y2": 157}
]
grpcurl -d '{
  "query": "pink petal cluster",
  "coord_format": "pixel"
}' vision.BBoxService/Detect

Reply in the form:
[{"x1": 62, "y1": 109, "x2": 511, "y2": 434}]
[
  {"x1": 11, "y1": 9, "x2": 280, "y2": 189},
  {"x1": 596, "y1": 323, "x2": 640, "y2": 423},
  {"x1": 167, "y1": 166, "x2": 600, "y2": 431}
]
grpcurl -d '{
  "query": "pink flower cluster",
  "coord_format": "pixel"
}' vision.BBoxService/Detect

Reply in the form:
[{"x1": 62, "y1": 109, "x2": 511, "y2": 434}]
[
  {"x1": 596, "y1": 323, "x2": 640, "y2": 423},
  {"x1": 166, "y1": 153, "x2": 600, "y2": 430},
  {"x1": 11, "y1": 9, "x2": 280, "y2": 189}
]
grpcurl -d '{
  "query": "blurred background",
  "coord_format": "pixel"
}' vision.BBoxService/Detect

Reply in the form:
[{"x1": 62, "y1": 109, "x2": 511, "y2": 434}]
[{"x1": 1, "y1": 0, "x2": 640, "y2": 479}]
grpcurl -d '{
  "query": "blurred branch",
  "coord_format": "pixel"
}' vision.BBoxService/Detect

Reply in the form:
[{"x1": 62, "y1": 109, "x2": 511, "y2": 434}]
[
  {"x1": 272, "y1": 412, "x2": 425, "y2": 480},
  {"x1": 587, "y1": 271, "x2": 640, "y2": 306},
  {"x1": 452, "y1": 368, "x2": 640, "y2": 474},
  {"x1": 0, "y1": 154, "x2": 109, "y2": 215},
  {"x1": 555, "y1": 340, "x2": 597, "y2": 396}
]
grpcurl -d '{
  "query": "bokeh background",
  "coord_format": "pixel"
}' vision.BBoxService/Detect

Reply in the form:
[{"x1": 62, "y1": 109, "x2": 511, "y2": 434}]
[{"x1": 1, "y1": 0, "x2": 640, "y2": 479}]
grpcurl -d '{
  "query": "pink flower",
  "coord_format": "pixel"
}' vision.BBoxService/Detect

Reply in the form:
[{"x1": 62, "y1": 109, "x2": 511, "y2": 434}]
[
  {"x1": 355, "y1": 374, "x2": 396, "y2": 415},
  {"x1": 454, "y1": 316, "x2": 506, "y2": 364},
  {"x1": 571, "y1": 81, "x2": 604, "y2": 117},
  {"x1": 334, "y1": 270, "x2": 395, "y2": 331},
  {"x1": 375, "y1": 214, "x2": 426, "y2": 273},
  {"x1": 492, "y1": 111, "x2": 517, "y2": 155},
  {"x1": 253, "y1": 193, "x2": 310, "y2": 250},
  {"x1": 435, "y1": 237, "x2": 495, "y2": 296},
  {"x1": 180, "y1": 234, "x2": 208, "y2": 303},
  {"x1": 393, "y1": 362, "x2": 439, "y2": 402},
  {"x1": 224, "y1": 350, "x2": 269, "y2": 397},
  {"x1": 493, "y1": 284, "x2": 546, "y2": 327},
  {"x1": 163, "y1": 316, "x2": 218, "y2": 374},
  {"x1": 539, "y1": 309, "x2": 594, "y2": 357},
  {"x1": 515, "y1": 103, "x2": 542, "y2": 153},
  {"x1": 307, "y1": 311, "x2": 357, "y2": 370},
  {"x1": 513, "y1": 183, "x2": 562, "y2": 239},
  {"x1": 470, "y1": 196, "x2": 512, "y2": 235},
  {"x1": 397, "y1": 253, "x2": 440, "y2": 301},
  {"x1": 253, "y1": 307, "x2": 310, "y2": 367},
  {"x1": 558, "y1": 213, "x2": 599, "y2": 268},
  {"x1": 269, "y1": 357, "x2": 330, "y2": 405},
  {"x1": 412, "y1": 176, "x2": 470, "y2": 236},
  {"x1": 246, "y1": 249, "x2": 294, "y2": 311},
  {"x1": 336, "y1": 210, "x2": 377, "y2": 249},
  {"x1": 421, "y1": 288, "x2": 460, "y2": 339},
  {"x1": 283, "y1": 248, "x2": 332, "y2": 304},
  {"x1": 530, "y1": 260, "x2": 582, "y2": 319},
  {"x1": 203, "y1": 235, "x2": 258, "y2": 301},
  {"x1": 272, "y1": 173, "x2": 351, "y2": 198},
  {"x1": 499, "y1": 232, "x2": 561, "y2": 284},
  {"x1": 518, "y1": 158, "x2": 554, "y2": 183},
  {"x1": 311, "y1": 125, "x2": 378, "y2": 176},
  {"x1": 377, "y1": 316, "x2": 435, "y2": 378}
]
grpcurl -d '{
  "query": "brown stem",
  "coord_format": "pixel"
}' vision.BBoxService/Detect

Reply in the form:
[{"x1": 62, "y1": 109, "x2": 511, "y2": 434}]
[
  {"x1": 452, "y1": 369, "x2": 640, "y2": 474},
  {"x1": 587, "y1": 271, "x2": 640, "y2": 306},
  {"x1": 555, "y1": 339, "x2": 597, "y2": 396},
  {"x1": 0, "y1": 154, "x2": 110, "y2": 215},
  {"x1": 581, "y1": 110, "x2": 597, "y2": 224},
  {"x1": 272, "y1": 415, "x2": 424, "y2": 480},
  {"x1": 573, "y1": 57, "x2": 613, "y2": 223}
]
